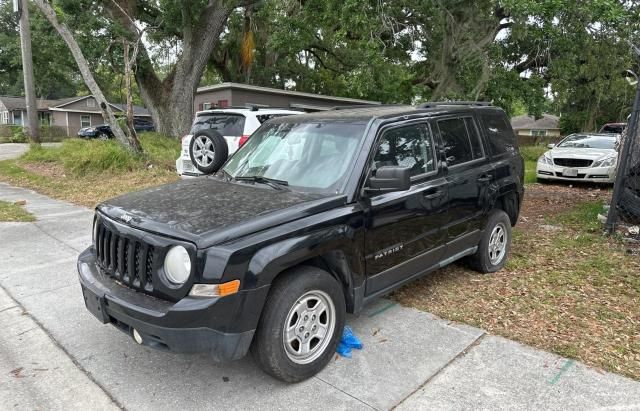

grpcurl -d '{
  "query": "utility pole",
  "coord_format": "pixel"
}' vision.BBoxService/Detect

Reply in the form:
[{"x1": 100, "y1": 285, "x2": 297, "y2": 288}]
[{"x1": 15, "y1": 0, "x2": 40, "y2": 144}]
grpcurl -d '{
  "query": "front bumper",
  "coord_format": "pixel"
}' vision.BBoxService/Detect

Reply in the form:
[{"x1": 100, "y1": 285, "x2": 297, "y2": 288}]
[
  {"x1": 78, "y1": 247, "x2": 267, "y2": 361},
  {"x1": 536, "y1": 162, "x2": 616, "y2": 183}
]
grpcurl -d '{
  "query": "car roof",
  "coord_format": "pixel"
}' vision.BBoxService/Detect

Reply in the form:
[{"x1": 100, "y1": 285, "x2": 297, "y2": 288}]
[
  {"x1": 268, "y1": 104, "x2": 505, "y2": 124},
  {"x1": 568, "y1": 132, "x2": 619, "y2": 138},
  {"x1": 195, "y1": 108, "x2": 302, "y2": 116}
]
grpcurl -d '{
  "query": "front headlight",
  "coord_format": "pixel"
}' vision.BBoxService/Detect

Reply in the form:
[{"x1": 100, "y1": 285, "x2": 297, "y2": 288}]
[
  {"x1": 164, "y1": 246, "x2": 191, "y2": 285},
  {"x1": 538, "y1": 153, "x2": 553, "y2": 165},
  {"x1": 592, "y1": 156, "x2": 616, "y2": 168}
]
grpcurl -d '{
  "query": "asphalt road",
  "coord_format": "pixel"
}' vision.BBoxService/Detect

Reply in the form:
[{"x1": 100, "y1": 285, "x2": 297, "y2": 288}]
[{"x1": 1, "y1": 182, "x2": 639, "y2": 410}]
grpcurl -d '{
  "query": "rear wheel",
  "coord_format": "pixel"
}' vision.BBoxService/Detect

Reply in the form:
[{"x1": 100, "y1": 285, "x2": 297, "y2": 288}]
[
  {"x1": 251, "y1": 266, "x2": 345, "y2": 383},
  {"x1": 189, "y1": 129, "x2": 228, "y2": 174},
  {"x1": 466, "y1": 209, "x2": 512, "y2": 273}
]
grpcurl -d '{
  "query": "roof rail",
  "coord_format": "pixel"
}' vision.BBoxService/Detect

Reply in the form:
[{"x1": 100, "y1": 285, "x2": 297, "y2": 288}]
[
  {"x1": 418, "y1": 101, "x2": 492, "y2": 108},
  {"x1": 329, "y1": 104, "x2": 402, "y2": 110}
]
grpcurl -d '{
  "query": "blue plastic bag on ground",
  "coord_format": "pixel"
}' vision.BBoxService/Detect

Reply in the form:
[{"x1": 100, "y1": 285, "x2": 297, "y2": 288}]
[{"x1": 336, "y1": 326, "x2": 363, "y2": 358}]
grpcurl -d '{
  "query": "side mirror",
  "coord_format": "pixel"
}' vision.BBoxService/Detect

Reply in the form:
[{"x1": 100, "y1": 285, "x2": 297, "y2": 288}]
[
  {"x1": 547, "y1": 143, "x2": 556, "y2": 149},
  {"x1": 365, "y1": 166, "x2": 411, "y2": 194}
]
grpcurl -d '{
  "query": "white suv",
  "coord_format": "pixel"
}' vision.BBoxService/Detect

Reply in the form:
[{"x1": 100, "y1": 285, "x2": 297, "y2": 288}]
[{"x1": 176, "y1": 107, "x2": 301, "y2": 176}]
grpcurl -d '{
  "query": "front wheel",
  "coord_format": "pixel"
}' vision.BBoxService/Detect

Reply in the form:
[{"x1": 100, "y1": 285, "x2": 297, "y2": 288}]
[
  {"x1": 466, "y1": 209, "x2": 512, "y2": 273},
  {"x1": 251, "y1": 266, "x2": 345, "y2": 383}
]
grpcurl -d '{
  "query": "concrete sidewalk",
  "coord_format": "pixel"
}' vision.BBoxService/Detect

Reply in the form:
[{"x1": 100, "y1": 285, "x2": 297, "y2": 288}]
[
  {"x1": 1, "y1": 182, "x2": 639, "y2": 410},
  {"x1": 0, "y1": 143, "x2": 61, "y2": 161}
]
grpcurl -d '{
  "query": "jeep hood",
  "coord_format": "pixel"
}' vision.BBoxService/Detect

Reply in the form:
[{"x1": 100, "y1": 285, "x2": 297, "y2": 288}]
[{"x1": 97, "y1": 177, "x2": 346, "y2": 248}]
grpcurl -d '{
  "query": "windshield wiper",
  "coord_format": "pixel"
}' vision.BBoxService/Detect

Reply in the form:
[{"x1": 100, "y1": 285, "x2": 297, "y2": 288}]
[
  {"x1": 219, "y1": 168, "x2": 233, "y2": 182},
  {"x1": 235, "y1": 175, "x2": 290, "y2": 191}
]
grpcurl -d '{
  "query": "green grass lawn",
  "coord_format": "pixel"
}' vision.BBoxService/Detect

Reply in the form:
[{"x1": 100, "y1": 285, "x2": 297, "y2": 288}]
[
  {"x1": 520, "y1": 145, "x2": 548, "y2": 184},
  {"x1": 0, "y1": 134, "x2": 181, "y2": 207},
  {"x1": 0, "y1": 200, "x2": 35, "y2": 222}
]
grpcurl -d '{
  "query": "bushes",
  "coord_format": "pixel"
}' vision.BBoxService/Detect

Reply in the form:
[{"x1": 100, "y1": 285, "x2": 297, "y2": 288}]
[{"x1": 20, "y1": 133, "x2": 180, "y2": 175}]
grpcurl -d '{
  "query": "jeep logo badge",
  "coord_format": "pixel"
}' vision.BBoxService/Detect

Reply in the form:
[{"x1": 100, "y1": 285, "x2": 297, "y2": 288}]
[{"x1": 120, "y1": 214, "x2": 133, "y2": 223}]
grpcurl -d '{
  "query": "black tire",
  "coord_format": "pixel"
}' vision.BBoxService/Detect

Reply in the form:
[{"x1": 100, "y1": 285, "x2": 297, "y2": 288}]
[
  {"x1": 251, "y1": 266, "x2": 346, "y2": 383},
  {"x1": 536, "y1": 177, "x2": 548, "y2": 184},
  {"x1": 466, "y1": 209, "x2": 512, "y2": 273},
  {"x1": 189, "y1": 129, "x2": 228, "y2": 174}
]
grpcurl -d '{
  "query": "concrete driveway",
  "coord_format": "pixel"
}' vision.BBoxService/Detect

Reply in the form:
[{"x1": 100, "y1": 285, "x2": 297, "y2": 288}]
[
  {"x1": 1, "y1": 182, "x2": 639, "y2": 410},
  {"x1": 0, "y1": 142, "x2": 61, "y2": 161}
]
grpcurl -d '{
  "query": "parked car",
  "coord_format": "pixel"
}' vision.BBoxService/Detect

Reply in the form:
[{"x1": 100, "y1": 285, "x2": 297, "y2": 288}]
[
  {"x1": 176, "y1": 107, "x2": 301, "y2": 176},
  {"x1": 536, "y1": 132, "x2": 620, "y2": 183},
  {"x1": 599, "y1": 122, "x2": 626, "y2": 134},
  {"x1": 77, "y1": 118, "x2": 155, "y2": 139},
  {"x1": 78, "y1": 103, "x2": 524, "y2": 382},
  {"x1": 78, "y1": 124, "x2": 114, "y2": 139}
]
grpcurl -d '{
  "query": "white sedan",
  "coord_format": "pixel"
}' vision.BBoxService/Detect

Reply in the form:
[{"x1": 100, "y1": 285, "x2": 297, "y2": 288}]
[{"x1": 536, "y1": 133, "x2": 619, "y2": 184}]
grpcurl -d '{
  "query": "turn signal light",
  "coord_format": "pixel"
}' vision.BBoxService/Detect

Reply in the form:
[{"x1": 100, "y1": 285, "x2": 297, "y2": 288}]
[{"x1": 189, "y1": 280, "x2": 241, "y2": 298}]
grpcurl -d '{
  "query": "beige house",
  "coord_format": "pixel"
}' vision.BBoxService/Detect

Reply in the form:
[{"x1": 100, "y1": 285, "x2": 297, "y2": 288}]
[
  {"x1": 195, "y1": 82, "x2": 380, "y2": 112},
  {"x1": 510, "y1": 113, "x2": 561, "y2": 145},
  {"x1": 0, "y1": 95, "x2": 151, "y2": 136}
]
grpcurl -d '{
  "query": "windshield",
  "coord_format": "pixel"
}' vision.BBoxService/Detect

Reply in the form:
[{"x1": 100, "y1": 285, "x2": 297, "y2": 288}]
[
  {"x1": 223, "y1": 121, "x2": 367, "y2": 194},
  {"x1": 190, "y1": 113, "x2": 246, "y2": 135},
  {"x1": 557, "y1": 134, "x2": 617, "y2": 150}
]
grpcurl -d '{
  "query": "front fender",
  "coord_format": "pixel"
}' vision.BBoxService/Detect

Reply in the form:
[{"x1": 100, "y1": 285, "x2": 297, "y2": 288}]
[{"x1": 246, "y1": 224, "x2": 365, "y2": 311}]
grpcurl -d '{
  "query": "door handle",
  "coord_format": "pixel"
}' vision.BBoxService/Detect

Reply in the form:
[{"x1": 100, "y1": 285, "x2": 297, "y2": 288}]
[
  {"x1": 423, "y1": 189, "x2": 444, "y2": 199},
  {"x1": 477, "y1": 174, "x2": 493, "y2": 183}
]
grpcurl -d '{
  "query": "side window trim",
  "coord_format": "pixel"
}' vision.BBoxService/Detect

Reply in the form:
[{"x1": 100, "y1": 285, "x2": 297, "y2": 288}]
[{"x1": 464, "y1": 116, "x2": 486, "y2": 160}]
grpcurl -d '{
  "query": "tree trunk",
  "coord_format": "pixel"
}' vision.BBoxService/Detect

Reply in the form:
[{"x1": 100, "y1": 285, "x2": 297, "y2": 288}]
[
  {"x1": 33, "y1": 0, "x2": 142, "y2": 153},
  {"x1": 107, "y1": 0, "x2": 240, "y2": 138},
  {"x1": 123, "y1": 40, "x2": 139, "y2": 145}
]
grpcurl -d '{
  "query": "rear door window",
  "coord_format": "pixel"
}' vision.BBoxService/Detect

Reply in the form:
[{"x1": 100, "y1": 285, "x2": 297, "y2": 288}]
[
  {"x1": 190, "y1": 113, "x2": 246, "y2": 136},
  {"x1": 477, "y1": 111, "x2": 517, "y2": 156},
  {"x1": 437, "y1": 117, "x2": 483, "y2": 166}
]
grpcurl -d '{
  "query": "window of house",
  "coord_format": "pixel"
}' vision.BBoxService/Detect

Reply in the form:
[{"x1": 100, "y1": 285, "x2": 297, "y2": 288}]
[
  {"x1": 87, "y1": 98, "x2": 96, "y2": 108},
  {"x1": 217, "y1": 99, "x2": 229, "y2": 108},
  {"x1": 38, "y1": 112, "x2": 51, "y2": 125},
  {"x1": 13, "y1": 111, "x2": 22, "y2": 125},
  {"x1": 81, "y1": 115, "x2": 91, "y2": 127},
  {"x1": 531, "y1": 129, "x2": 547, "y2": 137},
  {"x1": 1, "y1": 111, "x2": 8, "y2": 124},
  {"x1": 373, "y1": 123, "x2": 435, "y2": 178},
  {"x1": 437, "y1": 117, "x2": 483, "y2": 167},
  {"x1": 202, "y1": 102, "x2": 212, "y2": 110}
]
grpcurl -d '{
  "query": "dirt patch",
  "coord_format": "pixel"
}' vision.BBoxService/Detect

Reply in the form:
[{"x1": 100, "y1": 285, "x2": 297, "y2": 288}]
[
  {"x1": 20, "y1": 161, "x2": 67, "y2": 179},
  {"x1": 517, "y1": 183, "x2": 610, "y2": 229}
]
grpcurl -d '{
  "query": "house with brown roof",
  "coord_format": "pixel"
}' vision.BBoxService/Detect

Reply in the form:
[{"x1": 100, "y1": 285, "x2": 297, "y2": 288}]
[
  {"x1": 194, "y1": 82, "x2": 380, "y2": 112},
  {"x1": 0, "y1": 95, "x2": 151, "y2": 136},
  {"x1": 510, "y1": 113, "x2": 561, "y2": 145}
]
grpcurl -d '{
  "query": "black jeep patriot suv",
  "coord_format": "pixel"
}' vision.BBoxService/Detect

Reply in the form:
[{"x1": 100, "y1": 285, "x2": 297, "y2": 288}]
[{"x1": 78, "y1": 103, "x2": 524, "y2": 382}]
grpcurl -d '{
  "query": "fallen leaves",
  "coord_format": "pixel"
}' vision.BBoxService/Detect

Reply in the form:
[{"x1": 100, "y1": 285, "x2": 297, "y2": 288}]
[{"x1": 394, "y1": 184, "x2": 640, "y2": 380}]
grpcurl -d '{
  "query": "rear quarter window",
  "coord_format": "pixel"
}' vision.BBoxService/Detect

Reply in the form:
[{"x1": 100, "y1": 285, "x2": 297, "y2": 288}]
[
  {"x1": 190, "y1": 113, "x2": 246, "y2": 136},
  {"x1": 478, "y1": 111, "x2": 518, "y2": 156}
]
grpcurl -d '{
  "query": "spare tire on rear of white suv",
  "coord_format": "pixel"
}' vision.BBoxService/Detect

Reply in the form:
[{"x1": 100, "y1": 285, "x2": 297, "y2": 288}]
[{"x1": 189, "y1": 129, "x2": 229, "y2": 174}]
